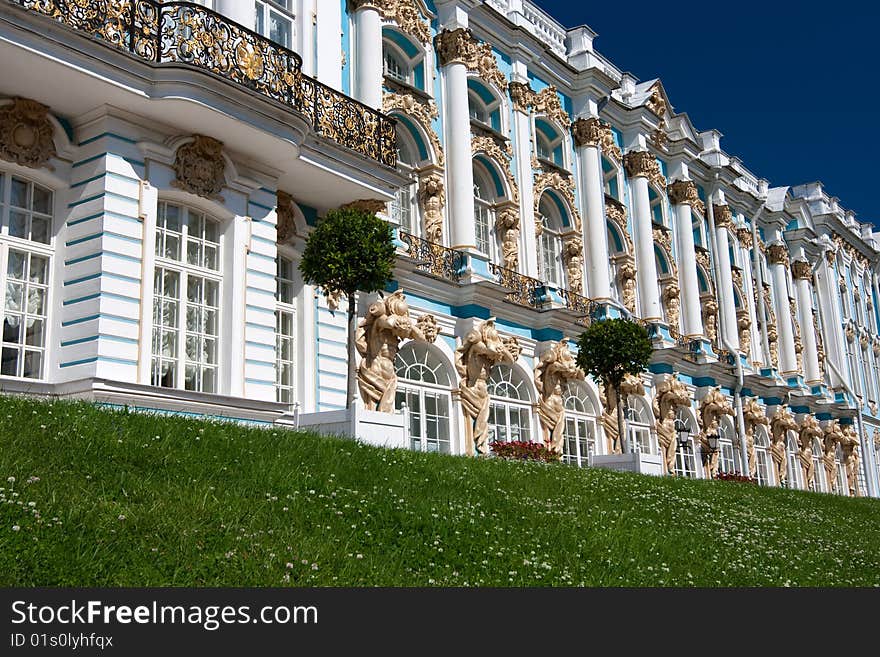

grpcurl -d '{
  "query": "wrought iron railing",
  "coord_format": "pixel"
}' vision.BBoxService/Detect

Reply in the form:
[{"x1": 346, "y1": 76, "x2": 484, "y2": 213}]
[
  {"x1": 398, "y1": 232, "x2": 464, "y2": 283},
  {"x1": 8, "y1": 0, "x2": 396, "y2": 168},
  {"x1": 489, "y1": 263, "x2": 543, "y2": 309},
  {"x1": 558, "y1": 288, "x2": 592, "y2": 316}
]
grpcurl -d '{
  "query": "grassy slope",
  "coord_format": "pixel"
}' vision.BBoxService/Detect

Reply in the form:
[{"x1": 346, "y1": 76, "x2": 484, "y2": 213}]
[{"x1": 0, "y1": 396, "x2": 878, "y2": 587}]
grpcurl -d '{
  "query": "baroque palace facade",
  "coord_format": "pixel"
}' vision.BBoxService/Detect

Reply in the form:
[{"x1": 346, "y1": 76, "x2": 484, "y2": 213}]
[{"x1": 1, "y1": 0, "x2": 879, "y2": 497}]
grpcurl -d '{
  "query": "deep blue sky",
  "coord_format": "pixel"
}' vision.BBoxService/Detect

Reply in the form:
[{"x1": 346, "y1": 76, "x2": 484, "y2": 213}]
[{"x1": 533, "y1": 1, "x2": 877, "y2": 227}]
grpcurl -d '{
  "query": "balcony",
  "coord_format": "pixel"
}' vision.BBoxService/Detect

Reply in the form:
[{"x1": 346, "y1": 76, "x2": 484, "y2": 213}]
[
  {"x1": 398, "y1": 232, "x2": 465, "y2": 284},
  {"x1": 5, "y1": 0, "x2": 396, "y2": 169}
]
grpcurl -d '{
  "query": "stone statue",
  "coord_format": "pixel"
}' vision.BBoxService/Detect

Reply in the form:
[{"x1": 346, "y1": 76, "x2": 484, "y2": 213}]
[
  {"x1": 823, "y1": 421, "x2": 844, "y2": 494},
  {"x1": 742, "y1": 398, "x2": 769, "y2": 476},
  {"x1": 840, "y1": 425, "x2": 861, "y2": 497},
  {"x1": 415, "y1": 314, "x2": 439, "y2": 344},
  {"x1": 652, "y1": 374, "x2": 691, "y2": 475},
  {"x1": 702, "y1": 296, "x2": 718, "y2": 344},
  {"x1": 355, "y1": 290, "x2": 425, "y2": 413},
  {"x1": 456, "y1": 319, "x2": 514, "y2": 456},
  {"x1": 797, "y1": 415, "x2": 823, "y2": 491},
  {"x1": 496, "y1": 208, "x2": 520, "y2": 270},
  {"x1": 662, "y1": 281, "x2": 680, "y2": 331},
  {"x1": 418, "y1": 174, "x2": 445, "y2": 244},
  {"x1": 698, "y1": 387, "x2": 734, "y2": 478},
  {"x1": 535, "y1": 341, "x2": 585, "y2": 454},
  {"x1": 562, "y1": 236, "x2": 584, "y2": 294},
  {"x1": 619, "y1": 262, "x2": 637, "y2": 314},
  {"x1": 769, "y1": 406, "x2": 797, "y2": 486},
  {"x1": 598, "y1": 384, "x2": 620, "y2": 455}
]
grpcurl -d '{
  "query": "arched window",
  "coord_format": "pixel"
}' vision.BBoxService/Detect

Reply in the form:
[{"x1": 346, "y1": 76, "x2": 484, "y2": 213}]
[
  {"x1": 754, "y1": 426, "x2": 772, "y2": 485},
  {"x1": 649, "y1": 186, "x2": 665, "y2": 226},
  {"x1": 468, "y1": 80, "x2": 502, "y2": 132},
  {"x1": 674, "y1": 409, "x2": 698, "y2": 478},
  {"x1": 602, "y1": 157, "x2": 620, "y2": 200},
  {"x1": 275, "y1": 253, "x2": 296, "y2": 408},
  {"x1": 488, "y1": 364, "x2": 532, "y2": 444},
  {"x1": 537, "y1": 195, "x2": 563, "y2": 287},
  {"x1": 626, "y1": 395, "x2": 655, "y2": 455},
  {"x1": 151, "y1": 202, "x2": 221, "y2": 393},
  {"x1": 382, "y1": 28, "x2": 426, "y2": 91},
  {"x1": 473, "y1": 165, "x2": 496, "y2": 259},
  {"x1": 1, "y1": 172, "x2": 53, "y2": 380},
  {"x1": 390, "y1": 132, "x2": 419, "y2": 235},
  {"x1": 787, "y1": 432, "x2": 803, "y2": 490},
  {"x1": 395, "y1": 343, "x2": 452, "y2": 453},
  {"x1": 563, "y1": 381, "x2": 599, "y2": 467},
  {"x1": 384, "y1": 44, "x2": 410, "y2": 84},
  {"x1": 812, "y1": 438, "x2": 826, "y2": 492},
  {"x1": 535, "y1": 119, "x2": 565, "y2": 169}
]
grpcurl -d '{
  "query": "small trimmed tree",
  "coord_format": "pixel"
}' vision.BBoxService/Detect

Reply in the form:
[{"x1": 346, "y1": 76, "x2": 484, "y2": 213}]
[
  {"x1": 298, "y1": 207, "x2": 396, "y2": 409},
  {"x1": 575, "y1": 318, "x2": 653, "y2": 454}
]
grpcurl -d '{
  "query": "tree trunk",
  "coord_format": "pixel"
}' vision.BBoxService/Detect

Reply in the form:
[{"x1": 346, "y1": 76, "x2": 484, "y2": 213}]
[
  {"x1": 616, "y1": 385, "x2": 628, "y2": 454},
  {"x1": 346, "y1": 292, "x2": 357, "y2": 410}
]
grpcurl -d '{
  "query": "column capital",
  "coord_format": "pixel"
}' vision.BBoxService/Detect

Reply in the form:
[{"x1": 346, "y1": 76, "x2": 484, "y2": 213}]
[
  {"x1": 572, "y1": 117, "x2": 621, "y2": 161},
  {"x1": 768, "y1": 242, "x2": 790, "y2": 267},
  {"x1": 508, "y1": 81, "x2": 533, "y2": 113},
  {"x1": 791, "y1": 259, "x2": 813, "y2": 281},
  {"x1": 667, "y1": 179, "x2": 704, "y2": 215},
  {"x1": 735, "y1": 227, "x2": 753, "y2": 249},
  {"x1": 624, "y1": 150, "x2": 665, "y2": 189},
  {"x1": 348, "y1": 0, "x2": 384, "y2": 12},
  {"x1": 434, "y1": 28, "x2": 476, "y2": 67},
  {"x1": 713, "y1": 204, "x2": 733, "y2": 231}
]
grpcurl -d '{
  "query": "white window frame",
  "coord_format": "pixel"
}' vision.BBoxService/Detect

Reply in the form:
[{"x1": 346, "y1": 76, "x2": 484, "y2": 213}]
[
  {"x1": 626, "y1": 396, "x2": 655, "y2": 455},
  {"x1": 537, "y1": 196, "x2": 563, "y2": 287},
  {"x1": 562, "y1": 382, "x2": 598, "y2": 466},
  {"x1": 151, "y1": 202, "x2": 222, "y2": 394},
  {"x1": 255, "y1": 0, "x2": 294, "y2": 49},
  {"x1": 0, "y1": 171, "x2": 54, "y2": 382},
  {"x1": 395, "y1": 343, "x2": 452, "y2": 454},
  {"x1": 673, "y1": 412, "x2": 698, "y2": 478},
  {"x1": 275, "y1": 252, "x2": 296, "y2": 408},
  {"x1": 487, "y1": 365, "x2": 533, "y2": 445},
  {"x1": 473, "y1": 168, "x2": 496, "y2": 261}
]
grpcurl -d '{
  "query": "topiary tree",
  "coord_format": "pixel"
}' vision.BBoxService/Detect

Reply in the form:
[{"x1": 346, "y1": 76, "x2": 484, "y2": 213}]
[
  {"x1": 298, "y1": 207, "x2": 396, "y2": 409},
  {"x1": 575, "y1": 318, "x2": 653, "y2": 454}
]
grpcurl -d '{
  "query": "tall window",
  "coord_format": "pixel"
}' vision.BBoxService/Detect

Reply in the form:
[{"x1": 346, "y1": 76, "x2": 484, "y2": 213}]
[
  {"x1": 275, "y1": 254, "x2": 296, "y2": 407},
  {"x1": 754, "y1": 427, "x2": 772, "y2": 486},
  {"x1": 812, "y1": 438, "x2": 826, "y2": 493},
  {"x1": 1, "y1": 174, "x2": 52, "y2": 380},
  {"x1": 562, "y1": 382, "x2": 598, "y2": 467},
  {"x1": 626, "y1": 396, "x2": 655, "y2": 455},
  {"x1": 488, "y1": 364, "x2": 532, "y2": 444},
  {"x1": 473, "y1": 169, "x2": 495, "y2": 258},
  {"x1": 786, "y1": 433, "x2": 803, "y2": 490},
  {"x1": 390, "y1": 135, "x2": 418, "y2": 235},
  {"x1": 255, "y1": 0, "x2": 293, "y2": 49},
  {"x1": 537, "y1": 196, "x2": 562, "y2": 287},
  {"x1": 674, "y1": 410, "x2": 697, "y2": 478},
  {"x1": 468, "y1": 90, "x2": 489, "y2": 124},
  {"x1": 717, "y1": 420, "x2": 737, "y2": 475},
  {"x1": 395, "y1": 343, "x2": 452, "y2": 453},
  {"x1": 151, "y1": 202, "x2": 221, "y2": 393}
]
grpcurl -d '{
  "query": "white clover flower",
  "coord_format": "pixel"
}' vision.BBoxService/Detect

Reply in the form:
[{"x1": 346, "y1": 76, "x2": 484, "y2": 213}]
[{"x1": 12, "y1": 525, "x2": 20, "y2": 531}]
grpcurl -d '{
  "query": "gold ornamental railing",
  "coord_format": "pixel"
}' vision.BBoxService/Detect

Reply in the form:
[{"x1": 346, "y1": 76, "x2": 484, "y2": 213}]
[
  {"x1": 8, "y1": 0, "x2": 396, "y2": 168},
  {"x1": 489, "y1": 263, "x2": 543, "y2": 309},
  {"x1": 398, "y1": 232, "x2": 465, "y2": 283}
]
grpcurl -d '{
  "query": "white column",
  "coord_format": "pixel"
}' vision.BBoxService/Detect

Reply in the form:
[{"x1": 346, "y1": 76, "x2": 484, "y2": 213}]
[
  {"x1": 768, "y1": 244, "x2": 797, "y2": 375},
  {"x1": 436, "y1": 29, "x2": 476, "y2": 252},
  {"x1": 668, "y1": 180, "x2": 703, "y2": 337},
  {"x1": 623, "y1": 151, "x2": 662, "y2": 320},
  {"x1": 713, "y1": 205, "x2": 739, "y2": 350},
  {"x1": 352, "y1": 1, "x2": 383, "y2": 109},
  {"x1": 217, "y1": 0, "x2": 255, "y2": 28},
  {"x1": 572, "y1": 118, "x2": 611, "y2": 300},
  {"x1": 815, "y1": 253, "x2": 847, "y2": 389},
  {"x1": 792, "y1": 260, "x2": 821, "y2": 384}
]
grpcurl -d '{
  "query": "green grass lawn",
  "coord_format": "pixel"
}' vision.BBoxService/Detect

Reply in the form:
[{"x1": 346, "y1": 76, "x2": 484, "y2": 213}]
[{"x1": 1, "y1": 395, "x2": 878, "y2": 587}]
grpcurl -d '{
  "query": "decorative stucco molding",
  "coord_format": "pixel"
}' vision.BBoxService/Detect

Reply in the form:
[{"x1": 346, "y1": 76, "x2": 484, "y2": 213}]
[{"x1": 0, "y1": 97, "x2": 56, "y2": 170}]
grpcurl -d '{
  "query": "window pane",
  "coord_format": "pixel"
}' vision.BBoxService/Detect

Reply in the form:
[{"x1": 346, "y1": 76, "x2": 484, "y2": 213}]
[
  {"x1": 32, "y1": 186, "x2": 51, "y2": 214},
  {"x1": 29, "y1": 255, "x2": 48, "y2": 284},
  {"x1": 10, "y1": 178, "x2": 28, "y2": 209},
  {"x1": 1, "y1": 347, "x2": 18, "y2": 376},
  {"x1": 7, "y1": 251, "x2": 26, "y2": 280},
  {"x1": 9, "y1": 211, "x2": 27, "y2": 238}
]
